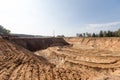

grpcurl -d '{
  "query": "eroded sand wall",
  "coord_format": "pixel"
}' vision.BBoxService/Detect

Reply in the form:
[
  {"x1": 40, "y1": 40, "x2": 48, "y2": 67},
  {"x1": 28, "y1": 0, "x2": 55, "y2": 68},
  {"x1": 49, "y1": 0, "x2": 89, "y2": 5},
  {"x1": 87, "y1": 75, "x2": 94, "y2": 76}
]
[{"x1": 65, "y1": 37, "x2": 120, "y2": 51}]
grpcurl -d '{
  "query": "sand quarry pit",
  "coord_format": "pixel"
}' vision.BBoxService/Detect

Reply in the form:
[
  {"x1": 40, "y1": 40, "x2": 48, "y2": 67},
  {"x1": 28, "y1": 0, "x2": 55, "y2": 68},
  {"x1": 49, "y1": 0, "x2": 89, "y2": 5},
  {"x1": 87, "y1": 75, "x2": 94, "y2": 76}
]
[{"x1": 0, "y1": 37, "x2": 120, "y2": 80}]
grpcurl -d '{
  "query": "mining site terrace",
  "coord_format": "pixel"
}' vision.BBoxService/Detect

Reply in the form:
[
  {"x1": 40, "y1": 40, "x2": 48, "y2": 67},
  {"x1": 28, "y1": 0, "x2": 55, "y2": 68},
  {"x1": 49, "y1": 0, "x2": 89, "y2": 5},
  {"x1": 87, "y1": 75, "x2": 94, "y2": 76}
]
[{"x1": 0, "y1": 37, "x2": 120, "y2": 80}]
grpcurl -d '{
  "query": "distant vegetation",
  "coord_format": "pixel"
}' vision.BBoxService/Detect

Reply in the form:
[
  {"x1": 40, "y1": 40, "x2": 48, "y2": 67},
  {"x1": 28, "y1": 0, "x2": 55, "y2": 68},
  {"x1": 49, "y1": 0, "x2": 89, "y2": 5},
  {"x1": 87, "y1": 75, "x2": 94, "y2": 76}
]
[
  {"x1": 0, "y1": 25, "x2": 10, "y2": 35},
  {"x1": 76, "y1": 28, "x2": 120, "y2": 37},
  {"x1": 57, "y1": 35, "x2": 65, "y2": 38}
]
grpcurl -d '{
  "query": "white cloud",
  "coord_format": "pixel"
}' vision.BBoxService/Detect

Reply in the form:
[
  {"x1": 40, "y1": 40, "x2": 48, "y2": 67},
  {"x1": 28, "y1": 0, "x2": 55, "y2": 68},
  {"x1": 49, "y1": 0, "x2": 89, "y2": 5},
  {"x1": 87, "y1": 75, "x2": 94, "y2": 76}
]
[{"x1": 83, "y1": 21, "x2": 120, "y2": 33}]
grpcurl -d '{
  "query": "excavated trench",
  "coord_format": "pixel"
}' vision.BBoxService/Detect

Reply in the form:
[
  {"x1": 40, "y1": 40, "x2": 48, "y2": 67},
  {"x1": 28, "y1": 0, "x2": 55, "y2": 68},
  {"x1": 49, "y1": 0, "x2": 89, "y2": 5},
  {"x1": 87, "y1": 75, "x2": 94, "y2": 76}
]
[
  {"x1": 8, "y1": 37, "x2": 69, "y2": 51},
  {"x1": 1, "y1": 37, "x2": 120, "y2": 80}
]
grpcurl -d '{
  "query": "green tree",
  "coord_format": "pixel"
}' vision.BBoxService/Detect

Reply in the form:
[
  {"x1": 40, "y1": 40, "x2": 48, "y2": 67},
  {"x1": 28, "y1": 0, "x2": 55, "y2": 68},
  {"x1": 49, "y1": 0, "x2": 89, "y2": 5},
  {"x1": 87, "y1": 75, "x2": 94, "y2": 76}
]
[
  {"x1": 0, "y1": 25, "x2": 10, "y2": 35},
  {"x1": 107, "y1": 30, "x2": 113, "y2": 37},
  {"x1": 92, "y1": 33, "x2": 96, "y2": 37},
  {"x1": 116, "y1": 29, "x2": 120, "y2": 37},
  {"x1": 83, "y1": 33, "x2": 85, "y2": 37},
  {"x1": 103, "y1": 31, "x2": 107, "y2": 37},
  {"x1": 99, "y1": 30, "x2": 103, "y2": 37},
  {"x1": 86, "y1": 32, "x2": 91, "y2": 37}
]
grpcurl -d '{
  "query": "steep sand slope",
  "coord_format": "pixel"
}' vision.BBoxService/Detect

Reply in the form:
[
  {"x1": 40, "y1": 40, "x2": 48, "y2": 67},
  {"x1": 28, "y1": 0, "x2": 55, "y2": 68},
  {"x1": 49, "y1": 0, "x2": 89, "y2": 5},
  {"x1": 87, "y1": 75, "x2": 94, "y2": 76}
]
[{"x1": 35, "y1": 37, "x2": 120, "y2": 80}]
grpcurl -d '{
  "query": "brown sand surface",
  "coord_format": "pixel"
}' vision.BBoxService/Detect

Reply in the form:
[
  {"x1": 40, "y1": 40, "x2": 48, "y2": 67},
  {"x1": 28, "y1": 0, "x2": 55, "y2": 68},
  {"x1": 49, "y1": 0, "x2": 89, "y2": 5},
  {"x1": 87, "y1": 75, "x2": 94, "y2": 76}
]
[{"x1": 1, "y1": 37, "x2": 120, "y2": 80}]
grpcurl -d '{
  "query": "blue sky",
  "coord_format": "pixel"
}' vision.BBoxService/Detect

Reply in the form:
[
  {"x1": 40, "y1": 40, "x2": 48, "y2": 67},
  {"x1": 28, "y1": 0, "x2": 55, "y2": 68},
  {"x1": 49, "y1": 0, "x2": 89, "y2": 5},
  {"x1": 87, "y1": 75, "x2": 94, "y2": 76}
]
[{"x1": 0, "y1": 0, "x2": 120, "y2": 36}]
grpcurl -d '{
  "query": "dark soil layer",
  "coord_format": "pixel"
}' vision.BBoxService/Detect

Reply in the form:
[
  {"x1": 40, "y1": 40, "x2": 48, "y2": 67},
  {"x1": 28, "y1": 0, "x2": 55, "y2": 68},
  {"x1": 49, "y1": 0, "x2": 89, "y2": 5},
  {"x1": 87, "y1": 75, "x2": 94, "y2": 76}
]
[{"x1": 9, "y1": 38, "x2": 69, "y2": 51}]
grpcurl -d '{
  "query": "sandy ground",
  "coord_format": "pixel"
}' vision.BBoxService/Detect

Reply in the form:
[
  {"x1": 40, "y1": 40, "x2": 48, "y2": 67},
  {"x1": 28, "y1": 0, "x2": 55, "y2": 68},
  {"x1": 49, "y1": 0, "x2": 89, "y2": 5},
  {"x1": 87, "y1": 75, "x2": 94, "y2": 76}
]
[
  {"x1": 0, "y1": 37, "x2": 120, "y2": 80},
  {"x1": 35, "y1": 37, "x2": 120, "y2": 80}
]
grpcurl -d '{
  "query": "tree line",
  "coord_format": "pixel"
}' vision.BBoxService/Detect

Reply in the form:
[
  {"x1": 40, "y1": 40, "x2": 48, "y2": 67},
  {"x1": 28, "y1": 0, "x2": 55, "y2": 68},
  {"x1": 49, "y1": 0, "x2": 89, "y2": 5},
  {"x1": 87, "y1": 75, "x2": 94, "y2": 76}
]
[
  {"x1": 76, "y1": 29, "x2": 120, "y2": 37},
  {"x1": 1, "y1": 24, "x2": 120, "y2": 37}
]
